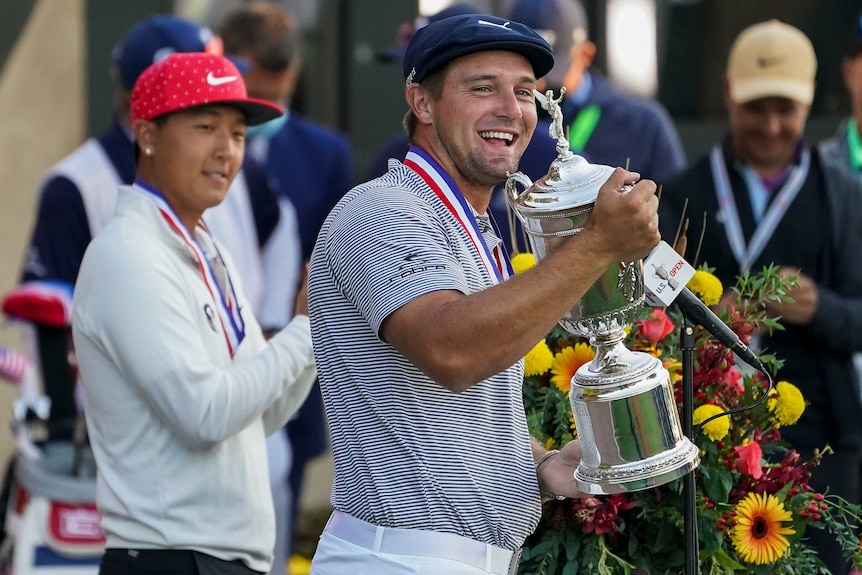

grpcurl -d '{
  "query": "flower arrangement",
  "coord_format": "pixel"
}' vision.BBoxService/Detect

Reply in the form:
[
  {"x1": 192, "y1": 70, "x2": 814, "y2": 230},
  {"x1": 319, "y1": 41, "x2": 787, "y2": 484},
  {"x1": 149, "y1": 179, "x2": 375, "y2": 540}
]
[{"x1": 520, "y1": 263, "x2": 862, "y2": 574}]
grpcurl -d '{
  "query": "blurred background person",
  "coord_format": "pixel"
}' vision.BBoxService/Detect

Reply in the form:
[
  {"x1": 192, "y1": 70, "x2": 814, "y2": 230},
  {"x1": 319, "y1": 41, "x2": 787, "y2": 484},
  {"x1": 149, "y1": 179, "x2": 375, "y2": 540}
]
[
  {"x1": 219, "y1": 2, "x2": 353, "y2": 565},
  {"x1": 506, "y1": 0, "x2": 684, "y2": 183},
  {"x1": 659, "y1": 20, "x2": 862, "y2": 574},
  {"x1": 818, "y1": 14, "x2": 862, "y2": 542},
  {"x1": 820, "y1": 13, "x2": 862, "y2": 183},
  {"x1": 220, "y1": 2, "x2": 353, "y2": 264}
]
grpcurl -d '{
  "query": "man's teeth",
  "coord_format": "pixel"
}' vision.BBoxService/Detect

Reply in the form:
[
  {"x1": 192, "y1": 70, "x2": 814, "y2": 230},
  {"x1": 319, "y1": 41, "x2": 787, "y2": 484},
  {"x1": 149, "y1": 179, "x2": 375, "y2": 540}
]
[{"x1": 479, "y1": 131, "x2": 513, "y2": 142}]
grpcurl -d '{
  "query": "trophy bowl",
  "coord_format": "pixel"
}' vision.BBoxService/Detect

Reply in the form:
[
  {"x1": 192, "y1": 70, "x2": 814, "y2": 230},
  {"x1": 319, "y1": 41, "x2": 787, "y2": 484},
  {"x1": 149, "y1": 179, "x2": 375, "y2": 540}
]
[{"x1": 506, "y1": 156, "x2": 643, "y2": 341}]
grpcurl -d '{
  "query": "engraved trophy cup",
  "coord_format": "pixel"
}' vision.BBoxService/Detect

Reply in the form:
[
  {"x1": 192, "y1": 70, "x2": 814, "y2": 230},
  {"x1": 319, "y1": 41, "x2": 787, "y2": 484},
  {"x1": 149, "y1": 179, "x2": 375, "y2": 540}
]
[{"x1": 506, "y1": 90, "x2": 699, "y2": 495}]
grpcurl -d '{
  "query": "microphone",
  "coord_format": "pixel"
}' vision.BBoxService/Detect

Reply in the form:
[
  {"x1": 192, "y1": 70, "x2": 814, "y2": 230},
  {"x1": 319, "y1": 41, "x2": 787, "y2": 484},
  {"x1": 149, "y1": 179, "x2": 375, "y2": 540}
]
[
  {"x1": 643, "y1": 241, "x2": 765, "y2": 372},
  {"x1": 670, "y1": 286, "x2": 763, "y2": 372}
]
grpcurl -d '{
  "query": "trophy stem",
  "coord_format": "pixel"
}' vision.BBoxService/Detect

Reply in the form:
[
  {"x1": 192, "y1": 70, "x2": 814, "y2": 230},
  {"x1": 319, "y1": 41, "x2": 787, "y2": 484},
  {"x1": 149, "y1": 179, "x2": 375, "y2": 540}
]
[{"x1": 587, "y1": 329, "x2": 635, "y2": 375}]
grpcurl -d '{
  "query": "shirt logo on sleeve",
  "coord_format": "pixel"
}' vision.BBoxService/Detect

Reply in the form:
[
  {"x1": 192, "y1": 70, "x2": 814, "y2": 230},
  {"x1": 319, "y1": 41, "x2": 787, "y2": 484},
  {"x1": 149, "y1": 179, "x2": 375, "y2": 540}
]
[{"x1": 389, "y1": 251, "x2": 446, "y2": 282}]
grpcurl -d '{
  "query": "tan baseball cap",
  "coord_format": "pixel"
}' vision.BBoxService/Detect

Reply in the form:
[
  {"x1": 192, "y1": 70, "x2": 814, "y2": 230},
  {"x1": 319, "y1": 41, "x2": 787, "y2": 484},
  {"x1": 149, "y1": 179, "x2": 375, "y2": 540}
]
[{"x1": 727, "y1": 20, "x2": 817, "y2": 105}]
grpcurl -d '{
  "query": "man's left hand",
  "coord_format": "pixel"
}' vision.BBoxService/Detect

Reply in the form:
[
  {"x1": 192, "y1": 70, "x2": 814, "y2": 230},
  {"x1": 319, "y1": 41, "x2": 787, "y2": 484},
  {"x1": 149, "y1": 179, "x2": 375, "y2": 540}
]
[{"x1": 537, "y1": 440, "x2": 588, "y2": 500}]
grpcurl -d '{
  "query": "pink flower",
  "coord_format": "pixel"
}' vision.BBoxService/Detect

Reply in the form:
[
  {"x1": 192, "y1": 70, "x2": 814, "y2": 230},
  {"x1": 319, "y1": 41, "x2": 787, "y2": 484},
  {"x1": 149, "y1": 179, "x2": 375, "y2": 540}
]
[
  {"x1": 734, "y1": 441, "x2": 764, "y2": 479},
  {"x1": 723, "y1": 367, "x2": 744, "y2": 394},
  {"x1": 636, "y1": 309, "x2": 676, "y2": 344}
]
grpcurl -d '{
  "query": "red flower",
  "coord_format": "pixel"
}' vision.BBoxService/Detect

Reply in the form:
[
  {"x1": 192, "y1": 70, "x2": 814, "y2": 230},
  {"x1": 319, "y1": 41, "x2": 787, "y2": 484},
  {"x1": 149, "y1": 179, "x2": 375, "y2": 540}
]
[
  {"x1": 734, "y1": 441, "x2": 764, "y2": 479},
  {"x1": 573, "y1": 494, "x2": 634, "y2": 536},
  {"x1": 636, "y1": 309, "x2": 675, "y2": 344}
]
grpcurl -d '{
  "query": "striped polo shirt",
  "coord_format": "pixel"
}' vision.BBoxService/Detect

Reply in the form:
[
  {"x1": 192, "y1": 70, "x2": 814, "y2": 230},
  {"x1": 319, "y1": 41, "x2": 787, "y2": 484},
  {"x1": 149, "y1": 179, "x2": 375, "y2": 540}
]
[{"x1": 308, "y1": 152, "x2": 542, "y2": 551}]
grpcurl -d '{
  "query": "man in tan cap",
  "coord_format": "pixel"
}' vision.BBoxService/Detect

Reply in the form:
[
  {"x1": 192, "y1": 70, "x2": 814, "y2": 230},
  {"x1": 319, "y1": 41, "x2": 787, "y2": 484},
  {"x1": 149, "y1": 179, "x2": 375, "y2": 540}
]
[{"x1": 659, "y1": 20, "x2": 862, "y2": 572}]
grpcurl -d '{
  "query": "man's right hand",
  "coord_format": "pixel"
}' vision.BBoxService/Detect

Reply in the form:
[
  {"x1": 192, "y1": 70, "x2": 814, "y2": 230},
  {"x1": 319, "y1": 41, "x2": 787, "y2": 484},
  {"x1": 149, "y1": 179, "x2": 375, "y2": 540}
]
[{"x1": 579, "y1": 167, "x2": 660, "y2": 267}]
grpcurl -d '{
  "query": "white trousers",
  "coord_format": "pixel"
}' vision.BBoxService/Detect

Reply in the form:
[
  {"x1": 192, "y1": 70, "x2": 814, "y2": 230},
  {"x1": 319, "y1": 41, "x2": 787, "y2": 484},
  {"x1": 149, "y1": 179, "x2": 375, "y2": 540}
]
[{"x1": 309, "y1": 511, "x2": 519, "y2": 575}]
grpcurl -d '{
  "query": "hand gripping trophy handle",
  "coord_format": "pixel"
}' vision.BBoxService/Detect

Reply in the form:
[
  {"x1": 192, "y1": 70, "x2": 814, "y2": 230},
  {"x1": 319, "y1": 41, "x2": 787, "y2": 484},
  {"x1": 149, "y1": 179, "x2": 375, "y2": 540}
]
[{"x1": 506, "y1": 90, "x2": 699, "y2": 494}]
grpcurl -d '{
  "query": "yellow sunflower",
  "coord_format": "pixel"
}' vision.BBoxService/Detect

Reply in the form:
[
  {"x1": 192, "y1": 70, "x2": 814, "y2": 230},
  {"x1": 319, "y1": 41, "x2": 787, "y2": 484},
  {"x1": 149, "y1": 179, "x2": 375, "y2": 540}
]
[
  {"x1": 687, "y1": 270, "x2": 723, "y2": 306},
  {"x1": 767, "y1": 380, "x2": 806, "y2": 428},
  {"x1": 524, "y1": 340, "x2": 553, "y2": 377},
  {"x1": 550, "y1": 343, "x2": 595, "y2": 394},
  {"x1": 731, "y1": 492, "x2": 795, "y2": 565},
  {"x1": 693, "y1": 404, "x2": 729, "y2": 441},
  {"x1": 511, "y1": 252, "x2": 536, "y2": 274}
]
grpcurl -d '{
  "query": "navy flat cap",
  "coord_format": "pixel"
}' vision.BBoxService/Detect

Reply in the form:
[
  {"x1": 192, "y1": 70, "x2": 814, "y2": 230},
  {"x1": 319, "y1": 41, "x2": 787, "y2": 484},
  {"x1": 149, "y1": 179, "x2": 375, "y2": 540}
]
[{"x1": 403, "y1": 14, "x2": 554, "y2": 85}]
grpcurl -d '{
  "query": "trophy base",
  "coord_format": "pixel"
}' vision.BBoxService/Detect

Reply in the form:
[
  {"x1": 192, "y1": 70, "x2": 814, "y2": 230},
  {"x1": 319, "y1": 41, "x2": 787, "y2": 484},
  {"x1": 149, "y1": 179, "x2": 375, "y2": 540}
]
[
  {"x1": 574, "y1": 438, "x2": 700, "y2": 495},
  {"x1": 571, "y1": 350, "x2": 700, "y2": 495}
]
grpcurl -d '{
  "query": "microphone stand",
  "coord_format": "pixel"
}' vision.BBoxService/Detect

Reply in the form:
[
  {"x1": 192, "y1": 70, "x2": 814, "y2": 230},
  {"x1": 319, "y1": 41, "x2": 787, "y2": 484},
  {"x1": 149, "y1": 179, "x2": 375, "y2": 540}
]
[
  {"x1": 680, "y1": 317, "x2": 699, "y2": 574},
  {"x1": 674, "y1": 296, "x2": 773, "y2": 574}
]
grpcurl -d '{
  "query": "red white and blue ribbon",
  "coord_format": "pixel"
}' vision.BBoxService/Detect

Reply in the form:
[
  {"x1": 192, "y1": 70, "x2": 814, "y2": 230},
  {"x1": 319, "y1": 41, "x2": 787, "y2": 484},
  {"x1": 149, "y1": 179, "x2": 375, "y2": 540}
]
[
  {"x1": 403, "y1": 147, "x2": 513, "y2": 284},
  {"x1": 134, "y1": 181, "x2": 246, "y2": 357}
]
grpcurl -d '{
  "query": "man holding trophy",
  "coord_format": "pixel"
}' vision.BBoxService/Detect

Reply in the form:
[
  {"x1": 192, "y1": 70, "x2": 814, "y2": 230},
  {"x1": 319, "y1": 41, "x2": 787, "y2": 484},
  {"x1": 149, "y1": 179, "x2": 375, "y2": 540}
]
[{"x1": 308, "y1": 13, "x2": 660, "y2": 575}]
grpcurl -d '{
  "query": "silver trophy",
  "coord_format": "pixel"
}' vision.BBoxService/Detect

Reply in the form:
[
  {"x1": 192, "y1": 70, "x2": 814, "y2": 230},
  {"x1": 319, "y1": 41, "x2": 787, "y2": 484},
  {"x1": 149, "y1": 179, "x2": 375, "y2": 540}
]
[{"x1": 506, "y1": 89, "x2": 699, "y2": 495}]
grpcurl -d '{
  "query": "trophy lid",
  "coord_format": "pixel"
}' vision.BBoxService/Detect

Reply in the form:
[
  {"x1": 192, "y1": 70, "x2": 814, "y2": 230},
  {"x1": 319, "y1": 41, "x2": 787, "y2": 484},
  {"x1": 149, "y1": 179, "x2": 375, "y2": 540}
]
[
  {"x1": 514, "y1": 152, "x2": 615, "y2": 212},
  {"x1": 509, "y1": 88, "x2": 615, "y2": 214}
]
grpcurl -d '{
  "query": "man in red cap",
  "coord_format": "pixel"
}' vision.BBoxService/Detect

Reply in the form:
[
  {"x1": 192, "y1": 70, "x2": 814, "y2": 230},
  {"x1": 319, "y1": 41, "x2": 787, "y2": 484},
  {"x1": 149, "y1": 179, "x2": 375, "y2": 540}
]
[
  {"x1": 18, "y1": 11, "x2": 302, "y2": 445},
  {"x1": 72, "y1": 52, "x2": 316, "y2": 575},
  {"x1": 18, "y1": 18, "x2": 304, "y2": 573}
]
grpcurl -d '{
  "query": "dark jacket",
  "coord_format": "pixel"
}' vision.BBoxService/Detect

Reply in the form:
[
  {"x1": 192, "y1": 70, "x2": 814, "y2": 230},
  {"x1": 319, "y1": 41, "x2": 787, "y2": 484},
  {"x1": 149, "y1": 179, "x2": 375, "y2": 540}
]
[{"x1": 659, "y1": 139, "x2": 862, "y2": 455}]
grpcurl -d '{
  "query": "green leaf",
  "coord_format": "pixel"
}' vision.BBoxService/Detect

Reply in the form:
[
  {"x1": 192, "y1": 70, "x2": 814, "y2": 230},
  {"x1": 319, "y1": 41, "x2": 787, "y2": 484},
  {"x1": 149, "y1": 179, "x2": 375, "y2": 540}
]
[
  {"x1": 653, "y1": 520, "x2": 678, "y2": 553},
  {"x1": 702, "y1": 467, "x2": 733, "y2": 502},
  {"x1": 564, "y1": 530, "x2": 582, "y2": 561},
  {"x1": 710, "y1": 547, "x2": 745, "y2": 569}
]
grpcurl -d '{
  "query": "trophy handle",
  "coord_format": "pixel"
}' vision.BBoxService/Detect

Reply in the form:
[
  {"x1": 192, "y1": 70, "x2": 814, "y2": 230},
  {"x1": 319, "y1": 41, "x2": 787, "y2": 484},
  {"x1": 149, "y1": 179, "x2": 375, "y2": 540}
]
[{"x1": 504, "y1": 171, "x2": 533, "y2": 215}]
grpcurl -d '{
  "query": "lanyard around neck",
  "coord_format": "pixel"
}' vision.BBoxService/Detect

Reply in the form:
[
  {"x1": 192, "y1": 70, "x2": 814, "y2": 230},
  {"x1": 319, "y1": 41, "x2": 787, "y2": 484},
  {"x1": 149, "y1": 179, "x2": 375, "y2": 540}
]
[
  {"x1": 134, "y1": 180, "x2": 246, "y2": 357},
  {"x1": 568, "y1": 104, "x2": 602, "y2": 153},
  {"x1": 847, "y1": 119, "x2": 862, "y2": 171},
  {"x1": 709, "y1": 146, "x2": 810, "y2": 273}
]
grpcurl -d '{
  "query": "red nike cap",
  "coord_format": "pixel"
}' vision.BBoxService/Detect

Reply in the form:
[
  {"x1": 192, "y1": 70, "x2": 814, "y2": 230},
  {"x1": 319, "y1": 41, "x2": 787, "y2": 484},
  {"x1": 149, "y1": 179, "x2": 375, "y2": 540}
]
[{"x1": 130, "y1": 52, "x2": 282, "y2": 126}]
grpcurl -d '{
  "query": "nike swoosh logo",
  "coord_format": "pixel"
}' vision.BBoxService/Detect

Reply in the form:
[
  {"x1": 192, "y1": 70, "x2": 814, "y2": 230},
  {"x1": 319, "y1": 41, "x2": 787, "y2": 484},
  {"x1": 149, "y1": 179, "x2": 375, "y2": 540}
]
[
  {"x1": 206, "y1": 72, "x2": 238, "y2": 86},
  {"x1": 478, "y1": 19, "x2": 512, "y2": 30},
  {"x1": 756, "y1": 56, "x2": 783, "y2": 68}
]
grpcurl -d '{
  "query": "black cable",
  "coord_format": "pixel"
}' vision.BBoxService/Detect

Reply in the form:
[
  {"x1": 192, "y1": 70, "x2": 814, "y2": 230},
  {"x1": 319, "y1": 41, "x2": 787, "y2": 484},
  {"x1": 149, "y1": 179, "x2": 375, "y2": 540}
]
[{"x1": 694, "y1": 359, "x2": 774, "y2": 433}]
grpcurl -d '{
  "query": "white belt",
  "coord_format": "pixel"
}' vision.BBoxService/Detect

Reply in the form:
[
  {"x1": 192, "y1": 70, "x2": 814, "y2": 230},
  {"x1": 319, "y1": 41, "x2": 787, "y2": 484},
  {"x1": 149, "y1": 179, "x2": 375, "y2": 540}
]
[{"x1": 324, "y1": 510, "x2": 521, "y2": 575}]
